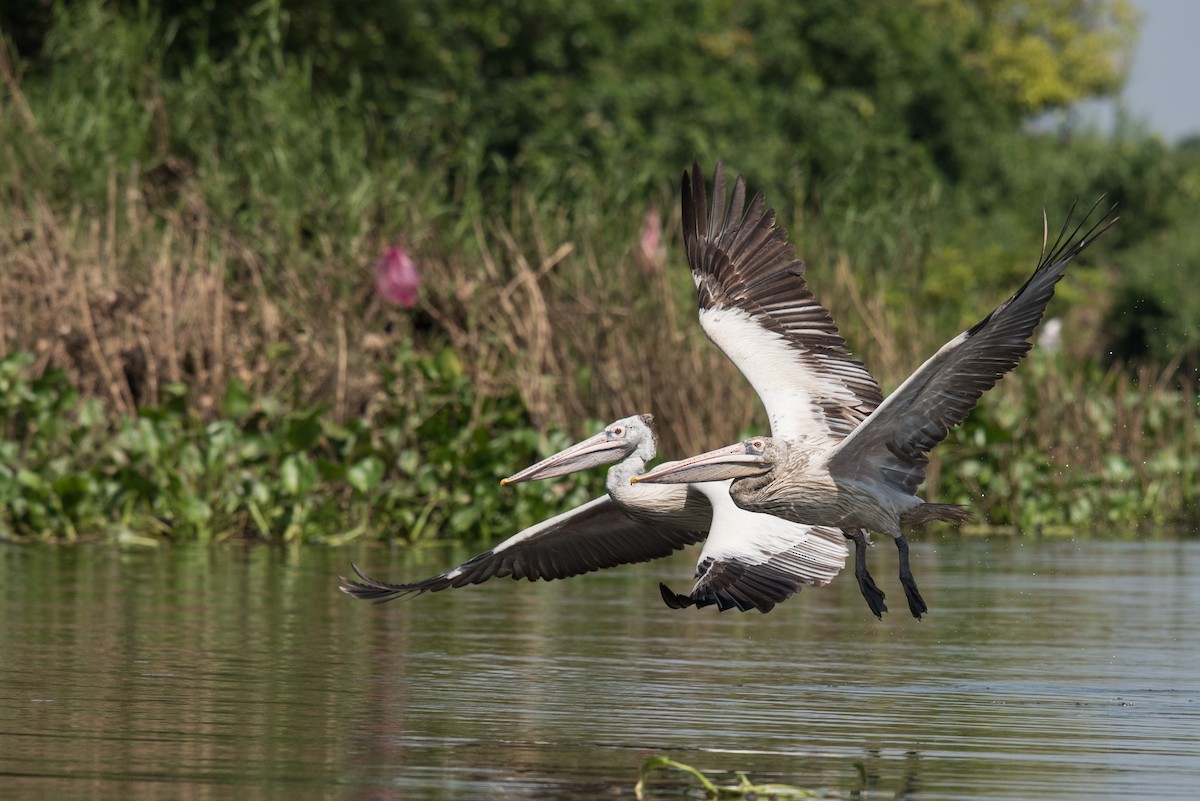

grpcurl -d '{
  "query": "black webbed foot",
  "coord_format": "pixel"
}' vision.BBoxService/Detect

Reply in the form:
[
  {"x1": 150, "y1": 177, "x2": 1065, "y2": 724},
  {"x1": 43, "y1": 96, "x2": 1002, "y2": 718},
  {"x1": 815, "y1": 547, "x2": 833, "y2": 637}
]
[
  {"x1": 850, "y1": 529, "x2": 887, "y2": 619},
  {"x1": 895, "y1": 534, "x2": 927, "y2": 619},
  {"x1": 899, "y1": 573, "x2": 927, "y2": 619},
  {"x1": 857, "y1": 571, "x2": 888, "y2": 620}
]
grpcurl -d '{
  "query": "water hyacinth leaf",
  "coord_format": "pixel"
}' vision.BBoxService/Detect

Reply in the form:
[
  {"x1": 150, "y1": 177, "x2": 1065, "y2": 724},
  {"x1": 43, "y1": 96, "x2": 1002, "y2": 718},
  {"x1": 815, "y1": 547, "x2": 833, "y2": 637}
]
[
  {"x1": 396, "y1": 450, "x2": 419, "y2": 476},
  {"x1": 280, "y1": 454, "x2": 317, "y2": 496},
  {"x1": 320, "y1": 419, "x2": 354, "y2": 443},
  {"x1": 347, "y1": 456, "x2": 385, "y2": 493},
  {"x1": 180, "y1": 495, "x2": 213, "y2": 527},
  {"x1": 221, "y1": 379, "x2": 253, "y2": 419},
  {"x1": 204, "y1": 421, "x2": 238, "y2": 455},
  {"x1": 17, "y1": 469, "x2": 47, "y2": 492},
  {"x1": 78, "y1": 399, "x2": 111, "y2": 430},
  {"x1": 316, "y1": 457, "x2": 346, "y2": 482},
  {"x1": 52, "y1": 473, "x2": 94, "y2": 508},
  {"x1": 255, "y1": 396, "x2": 284, "y2": 418},
  {"x1": 435, "y1": 347, "x2": 462, "y2": 379},
  {"x1": 286, "y1": 412, "x2": 323, "y2": 450},
  {"x1": 248, "y1": 480, "x2": 272, "y2": 507},
  {"x1": 161, "y1": 382, "x2": 190, "y2": 416},
  {"x1": 448, "y1": 505, "x2": 478, "y2": 533}
]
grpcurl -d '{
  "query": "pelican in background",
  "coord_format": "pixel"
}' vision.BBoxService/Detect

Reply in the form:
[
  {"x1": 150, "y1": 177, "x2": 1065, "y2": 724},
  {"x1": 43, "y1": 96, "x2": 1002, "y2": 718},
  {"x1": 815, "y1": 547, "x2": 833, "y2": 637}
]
[
  {"x1": 502, "y1": 414, "x2": 848, "y2": 611},
  {"x1": 635, "y1": 168, "x2": 1118, "y2": 618},
  {"x1": 337, "y1": 419, "x2": 709, "y2": 605},
  {"x1": 341, "y1": 414, "x2": 848, "y2": 613}
]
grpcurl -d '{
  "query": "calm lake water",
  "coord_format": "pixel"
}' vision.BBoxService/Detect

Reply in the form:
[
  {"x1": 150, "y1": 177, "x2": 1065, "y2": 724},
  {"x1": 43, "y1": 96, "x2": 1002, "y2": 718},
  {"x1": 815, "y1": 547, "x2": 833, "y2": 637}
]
[{"x1": 2, "y1": 536, "x2": 1198, "y2": 800}]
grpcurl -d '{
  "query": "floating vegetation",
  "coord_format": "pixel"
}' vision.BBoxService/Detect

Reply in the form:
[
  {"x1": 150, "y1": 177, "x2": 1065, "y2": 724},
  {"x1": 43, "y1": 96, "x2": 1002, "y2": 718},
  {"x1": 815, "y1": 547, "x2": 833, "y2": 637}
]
[{"x1": 635, "y1": 756, "x2": 835, "y2": 799}]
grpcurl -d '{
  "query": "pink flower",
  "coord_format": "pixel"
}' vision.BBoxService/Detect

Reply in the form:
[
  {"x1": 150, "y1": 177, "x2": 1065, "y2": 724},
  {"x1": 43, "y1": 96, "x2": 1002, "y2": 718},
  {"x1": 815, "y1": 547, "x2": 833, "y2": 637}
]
[
  {"x1": 375, "y1": 245, "x2": 420, "y2": 307},
  {"x1": 639, "y1": 206, "x2": 662, "y2": 261},
  {"x1": 637, "y1": 206, "x2": 665, "y2": 276}
]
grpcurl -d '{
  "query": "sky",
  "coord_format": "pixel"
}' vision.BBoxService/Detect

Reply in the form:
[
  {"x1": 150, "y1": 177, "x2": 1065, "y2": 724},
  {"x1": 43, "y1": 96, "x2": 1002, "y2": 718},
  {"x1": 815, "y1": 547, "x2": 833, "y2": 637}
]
[{"x1": 1112, "y1": 0, "x2": 1200, "y2": 141}]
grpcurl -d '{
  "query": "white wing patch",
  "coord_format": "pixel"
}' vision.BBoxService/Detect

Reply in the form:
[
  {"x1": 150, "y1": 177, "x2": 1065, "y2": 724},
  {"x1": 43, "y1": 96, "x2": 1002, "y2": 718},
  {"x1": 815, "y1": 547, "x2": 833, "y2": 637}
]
[
  {"x1": 695, "y1": 481, "x2": 848, "y2": 586},
  {"x1": 479, "y1": 495, "x2": 615, "y2": 555},
  {"x1": 700, "y1": 305, "x2": 859, "y2": 444}
]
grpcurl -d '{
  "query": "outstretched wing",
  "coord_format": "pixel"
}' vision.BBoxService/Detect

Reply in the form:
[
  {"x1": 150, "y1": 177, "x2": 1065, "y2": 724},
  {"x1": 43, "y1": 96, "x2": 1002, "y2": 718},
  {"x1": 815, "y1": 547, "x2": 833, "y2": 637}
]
[
  {"x1": 683, "y1": 160, "x2": 883, "y2": 443},
  {"x1": 827, "y1": 200, "x2": 1118, "y2": 494},
  {"x1": 339, "y1": 496, "x2": 708, "y2": 603},
  {"x1": 660, "y1": 511, "x2": 848, "y2": 614}
]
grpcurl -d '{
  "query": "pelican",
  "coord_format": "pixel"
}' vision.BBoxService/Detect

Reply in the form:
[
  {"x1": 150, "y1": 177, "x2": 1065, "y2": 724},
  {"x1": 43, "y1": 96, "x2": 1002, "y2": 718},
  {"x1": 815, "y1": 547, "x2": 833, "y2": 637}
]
[
  {"x1": 340, "y1": 414, "x2": 849, "y2": 612},
  {"x1": 634, "y1": 165, "x2": 1118, "y2": 619}
]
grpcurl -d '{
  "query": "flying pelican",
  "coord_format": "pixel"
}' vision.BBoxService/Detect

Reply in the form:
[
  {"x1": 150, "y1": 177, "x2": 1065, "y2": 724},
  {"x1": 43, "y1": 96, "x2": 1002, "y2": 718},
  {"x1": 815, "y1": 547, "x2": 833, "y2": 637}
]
[
  {"x1": 671, "y1": 161, "x2": 894, "y2": 617},
  {"x1": 634, "y1": 172, "x2": 1118, "y2": 619},
  {"x1": 340, "y1": 414, "x2": 849, "y2": 613}
]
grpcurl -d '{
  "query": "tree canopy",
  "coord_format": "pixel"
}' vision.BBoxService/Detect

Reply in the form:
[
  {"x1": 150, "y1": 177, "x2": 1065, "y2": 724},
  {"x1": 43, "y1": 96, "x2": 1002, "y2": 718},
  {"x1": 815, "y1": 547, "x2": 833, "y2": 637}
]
[{"x1": 918, "y1": 0, "x2": 1138, "y2": 113}]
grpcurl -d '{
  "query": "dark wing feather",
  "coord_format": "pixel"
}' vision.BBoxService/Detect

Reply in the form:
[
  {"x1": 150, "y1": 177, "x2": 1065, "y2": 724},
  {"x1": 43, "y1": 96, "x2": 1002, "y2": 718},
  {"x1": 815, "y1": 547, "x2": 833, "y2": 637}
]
[
  {"x1": 659, "y1": 558, "x2": 799, "y2": 613},
  {"x1": 339, "y1": 495, "x2": 707, "y2": 604},
  {"x1": 683, "y1": 161, "x2": 883, "y2": 441},
  {"x1": 659, "y1": 526, "x2": 847, "y2": 614},
  {"x1": 828, "y1": 199, "x2": 1118, "y2": 492}
]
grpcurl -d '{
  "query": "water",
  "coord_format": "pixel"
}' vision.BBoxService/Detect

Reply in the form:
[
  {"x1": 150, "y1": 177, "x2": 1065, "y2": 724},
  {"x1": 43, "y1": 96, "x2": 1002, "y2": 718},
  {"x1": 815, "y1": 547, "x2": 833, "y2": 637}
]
[{"x1": 2, "y1": 537, "x2": 1198, "y2": 800}]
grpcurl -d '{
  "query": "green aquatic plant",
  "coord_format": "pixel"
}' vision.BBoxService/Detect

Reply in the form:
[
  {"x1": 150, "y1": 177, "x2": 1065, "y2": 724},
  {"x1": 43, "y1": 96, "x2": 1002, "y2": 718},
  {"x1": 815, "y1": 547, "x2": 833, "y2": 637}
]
[
  {"x1": 635, "y1": 756, "x2": 833, "y2": 800},
  {"x1": 0, "y1": 349, "x2": 602, "y2": 542}
]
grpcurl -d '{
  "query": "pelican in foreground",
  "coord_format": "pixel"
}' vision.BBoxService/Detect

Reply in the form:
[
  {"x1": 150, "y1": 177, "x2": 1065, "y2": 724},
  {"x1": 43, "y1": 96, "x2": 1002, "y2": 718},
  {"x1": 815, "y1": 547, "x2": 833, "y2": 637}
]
[
  {"x1": 634, "y1": 169, "x2": 1118, "y2": 618},
  {"x1": 673, "y1": 161, "x2": 894, "y2": 617},
  {"x1": 340, "y1": 414, "x2": 848, "y2": 613}
]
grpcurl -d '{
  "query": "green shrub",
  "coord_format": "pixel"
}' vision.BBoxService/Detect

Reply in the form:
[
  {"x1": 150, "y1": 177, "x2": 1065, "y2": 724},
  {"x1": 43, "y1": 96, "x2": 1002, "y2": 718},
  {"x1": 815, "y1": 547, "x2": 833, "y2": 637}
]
[{"x1": 0, "y1": 350, "x2": 603, "y2": 543}]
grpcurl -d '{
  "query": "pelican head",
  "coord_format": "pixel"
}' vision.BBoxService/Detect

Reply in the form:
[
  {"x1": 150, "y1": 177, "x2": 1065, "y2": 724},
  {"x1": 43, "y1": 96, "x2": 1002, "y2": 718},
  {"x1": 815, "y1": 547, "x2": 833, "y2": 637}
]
[
  {"x1": 632, "y1": 437, "x2": 776, "y2": 485},
  {"x1": 501, "y1": 414, "x2": 656, "y2": 485}
]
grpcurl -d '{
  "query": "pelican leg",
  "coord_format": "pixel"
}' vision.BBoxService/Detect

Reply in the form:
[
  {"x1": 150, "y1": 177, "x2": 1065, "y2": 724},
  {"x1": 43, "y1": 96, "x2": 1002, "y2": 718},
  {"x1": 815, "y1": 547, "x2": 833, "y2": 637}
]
[
  {"x1": 895, "y1": 534, "x2": 927, "y2": 619},
  {"x1": 849, "y1": 529, "x2": 887, "y2": 619}
]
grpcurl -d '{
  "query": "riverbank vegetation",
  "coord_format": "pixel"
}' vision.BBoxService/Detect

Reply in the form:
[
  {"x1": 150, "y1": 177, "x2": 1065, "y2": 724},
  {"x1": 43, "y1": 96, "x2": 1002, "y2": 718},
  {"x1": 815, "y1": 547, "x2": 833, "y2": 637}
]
[{"x1": 1, "y1": 0, "x2": 1197, "y2": 542}]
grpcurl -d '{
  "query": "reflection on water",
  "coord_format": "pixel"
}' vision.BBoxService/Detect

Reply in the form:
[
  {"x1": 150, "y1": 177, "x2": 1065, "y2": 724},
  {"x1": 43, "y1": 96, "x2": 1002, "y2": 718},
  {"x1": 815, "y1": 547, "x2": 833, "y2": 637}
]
[{"x1": 1, "y1": 537, "x2": 1198, "y2": 800}]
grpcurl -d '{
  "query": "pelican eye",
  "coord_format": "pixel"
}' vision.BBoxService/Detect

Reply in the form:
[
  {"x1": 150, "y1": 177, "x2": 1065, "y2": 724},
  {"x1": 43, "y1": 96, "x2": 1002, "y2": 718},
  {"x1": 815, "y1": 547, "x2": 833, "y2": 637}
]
[
  {"x1": 610, "y1": 426, "x2": 624, "y2": 437},
  {"x1": 749, "y1": 439, "x2": 765, "y2": 451}
]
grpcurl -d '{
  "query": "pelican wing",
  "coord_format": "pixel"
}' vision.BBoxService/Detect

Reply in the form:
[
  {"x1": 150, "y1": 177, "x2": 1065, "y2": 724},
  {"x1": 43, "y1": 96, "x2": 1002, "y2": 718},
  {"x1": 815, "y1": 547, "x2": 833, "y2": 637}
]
[
  {"x1": 683, "y1": 161, "x2": 883, "y2": 442},
  {"x1": 339, "y1": 496, "x2": 707, "y2": 603},
  {"x1": 660, "y1": 513, "x2": 848, "y2": 614},
  {"x1": 827, "y1": 201, "x2": 1117, "y2": 493}
]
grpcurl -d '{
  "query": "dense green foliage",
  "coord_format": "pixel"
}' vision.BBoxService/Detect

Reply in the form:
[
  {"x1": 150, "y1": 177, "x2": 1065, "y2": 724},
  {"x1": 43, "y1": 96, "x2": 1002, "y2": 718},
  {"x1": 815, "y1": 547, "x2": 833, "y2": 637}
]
[
  {"x1": 940, "y1": 357, "x2": 1199, "y2": 531},
  {"x1": 2, "y1": 344, "x2": 1195, "y2": 541},
  {"x1": 1, "y1": 1, "x2": 1198, "y2": 541},
  {"x1": 41, "y1": 0, "x2": 1011, "y2": 205},
  {"x1": 0, "y1": 351, "x2": 600, "y2": 542}
]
